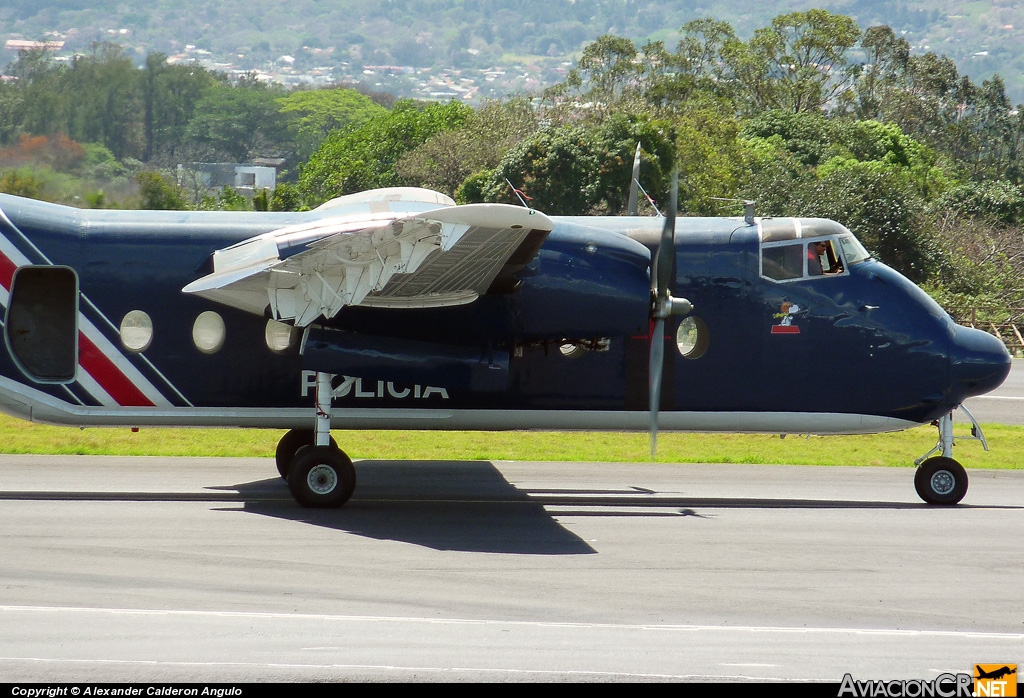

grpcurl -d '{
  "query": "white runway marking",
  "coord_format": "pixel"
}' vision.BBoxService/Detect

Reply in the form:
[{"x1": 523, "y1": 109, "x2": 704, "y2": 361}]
[
  {"x1": 2, "y1": 604, "x2": 1023, "y2": 641},
  {"x1": 0, "y1": 657, "x2": 750, "y2": 681}
]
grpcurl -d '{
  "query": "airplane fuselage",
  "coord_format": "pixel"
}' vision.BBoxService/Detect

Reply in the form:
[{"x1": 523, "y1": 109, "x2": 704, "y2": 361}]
[{"x1": 0, "y1": 193, "x2": 1009, "y2": 437}]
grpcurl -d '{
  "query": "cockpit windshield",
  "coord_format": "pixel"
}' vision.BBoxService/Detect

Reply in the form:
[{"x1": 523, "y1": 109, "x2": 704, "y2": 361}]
[
  {"x1": 837, "y1": 233, "x2": 871, "y2": 265},
  {"x1": 758, "y1": 218, "x2": 871, "y2": 283}
]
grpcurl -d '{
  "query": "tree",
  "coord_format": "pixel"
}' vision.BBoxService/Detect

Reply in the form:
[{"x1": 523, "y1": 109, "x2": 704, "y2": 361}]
[
  {"x1": 63, "y1": 44, "x2": 145, "y2": 160},
  {"x1": 277, "y1": 87, "x2": 387, "y2": 161},
  {"x1": 299, "y1": 100, "x2": 472, "y2": 205},
  {"x1": 184, "y1": 84, "x2": 292, "y2": 162},
  {"x1": 143, "y1": 55, "x2": 217, "y2": 163},
  {"x1": 270, "y1": 182, "x2": 303, "y2": 211},
  {"x1": 395, "y1": 97, "x2": 537, "y2": 198},
  {"x1": 848, "y1": 25, "x2": 911, "y2": 121},
  {"x1": 923, "y1": 210, "x2": 1024, "y2": 322},
  {"x1": 0, "y1": 78, "x2": 24, "y2": 145},
  {"x1": 643, "y1": 19, "x2": 740, "y2": 108},
  {"x1": 741, "y1": 110, "x2": 839, "y2": 167},
  {"x1": 672, "y1": 101, "x2": 747, "y2": 214},
  {"x1": 136, "y1": 171, "x2": 188, "y2": 210},
  {"x1": 933, "y1": 181, "x2": 1024, "y2": 227},
  {"x1": 483, "y1": 125, "x2": 604, "y2": 215},
  {"x1": 0, "y1": 169, "x2": 44, "y2": 198},
  {"x1": 543, "y1": 35, "x2": 644, "y2": 119},
  {"x1": 724, "y1": 10, "x2": 861, "y2": 113},
  {"x1": 476, "y1": 116, "x2": 680, "y2": 216}
]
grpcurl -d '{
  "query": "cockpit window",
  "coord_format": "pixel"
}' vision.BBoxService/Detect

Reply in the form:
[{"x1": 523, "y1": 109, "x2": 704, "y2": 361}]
[
  {"x1": 761, "y1": 237, "x2": 846, "y2": 282},
  {"x1": 762, "y1": 243, "x2": 803, "y2": 281},
  {"x1": 812, "y1": 239, "x2": 845, "y2": 275},
  {"x1": 838, "y1": 234, "x2": 871, "y2": 265}
]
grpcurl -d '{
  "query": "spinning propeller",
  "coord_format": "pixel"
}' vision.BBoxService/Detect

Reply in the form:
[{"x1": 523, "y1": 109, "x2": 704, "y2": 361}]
[{"x1": 648, "y1": 168, "x2": 692, "y2": 458}]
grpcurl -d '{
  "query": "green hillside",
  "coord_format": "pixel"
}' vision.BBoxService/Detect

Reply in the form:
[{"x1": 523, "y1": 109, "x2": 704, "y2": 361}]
[{"x1": 3, "y1": 1, "x2": 1024, "y2": 102}]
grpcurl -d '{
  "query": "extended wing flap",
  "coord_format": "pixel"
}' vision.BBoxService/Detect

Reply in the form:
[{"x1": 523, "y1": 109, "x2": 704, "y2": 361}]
[{"x1": 183, "y1": 202, "x2": 553, "y2": 326}]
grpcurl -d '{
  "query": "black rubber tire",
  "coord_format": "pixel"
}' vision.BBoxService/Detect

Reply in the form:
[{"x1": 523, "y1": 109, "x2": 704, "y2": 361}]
[
  {"x1": 914, "y1": 456, "x2": 968, "y2": 505},
  {"x1": 275, "y1": 429, "x2": 337, "y2": 479},
  {"x1": 287, "y1": 445, "x2": 356, "y2": 508}
]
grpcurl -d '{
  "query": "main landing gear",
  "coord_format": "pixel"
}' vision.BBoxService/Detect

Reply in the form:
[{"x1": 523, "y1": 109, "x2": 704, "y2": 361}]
[
  {"x1": 276, "y1": 372, "x2": 355, "y2": 508},
  {"x1": 913, "y1": 406, "x2": 987, "y2": 505}
]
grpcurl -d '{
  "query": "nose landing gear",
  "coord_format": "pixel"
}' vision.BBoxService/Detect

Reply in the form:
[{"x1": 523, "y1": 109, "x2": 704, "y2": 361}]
[
  {"x1": 277, "y1": 371, "x2": 356, "y2": 508},
  {"x1": 913, "y1": 406, "x2": 987, "y2": 505},
  {"x1": 914, "y1": 456, "x2": 968, "y2": 505}
]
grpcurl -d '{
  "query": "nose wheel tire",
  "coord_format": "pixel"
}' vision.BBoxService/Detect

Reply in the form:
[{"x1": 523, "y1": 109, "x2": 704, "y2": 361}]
[
  {"x1": 275, "y1": 429, "x2": 337, "y2": 479},
  {"x1": 914, "y1": 456, "x2": 968, "y2": 505},
  {"x1": 287, "y1": 445, "x2": 356, "y2": 508}
]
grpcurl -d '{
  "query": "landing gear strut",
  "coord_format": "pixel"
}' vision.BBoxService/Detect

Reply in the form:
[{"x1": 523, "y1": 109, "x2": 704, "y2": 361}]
[
  {"x1": 913, "y1": 406, "x2": 987, "y2": 505},
  {"x1": 277, "y1": 371, "x2": 355, "y2": 508}
]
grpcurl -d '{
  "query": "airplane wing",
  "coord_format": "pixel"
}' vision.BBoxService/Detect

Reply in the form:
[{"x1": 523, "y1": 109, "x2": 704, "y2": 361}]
[{"x1": 183, "y1": 203, "x2": 553, "y2": 327}]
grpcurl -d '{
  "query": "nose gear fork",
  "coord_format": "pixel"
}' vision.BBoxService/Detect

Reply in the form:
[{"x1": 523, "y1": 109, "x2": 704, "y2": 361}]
[
  {"x1": 915, "y1": 406, "x2": 989, "y2": 465},
  {"x1": 912, "y1": 406, "x2": 985, "y2": 505}
]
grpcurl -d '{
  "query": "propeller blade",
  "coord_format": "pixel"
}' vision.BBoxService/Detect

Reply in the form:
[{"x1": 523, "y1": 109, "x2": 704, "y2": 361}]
[
  {"x1": 653, "y1": 168, "x2": 678, "y2": 300},
  {"x1": 628, "y1": 142, "x2": 641, "y2": 215},
  {"x1": 648, "y1": 167, "x2": 679, "y2": 459},
  {"x1": 649, "y1": 317, "x2": 665, "y2": 459}
]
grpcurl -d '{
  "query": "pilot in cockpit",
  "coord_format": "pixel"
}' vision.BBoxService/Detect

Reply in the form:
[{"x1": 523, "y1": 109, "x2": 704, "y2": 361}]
[
  {"x1": 809, "y1": 240, "x2": 844, "y2": 276},
  {"x1": 807, "y1": 241, "x2": 825, "y2": 276}
]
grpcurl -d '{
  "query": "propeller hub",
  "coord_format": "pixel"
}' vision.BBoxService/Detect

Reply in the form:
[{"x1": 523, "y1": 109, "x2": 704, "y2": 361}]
[{"x1": 653, "y1": 295, "x2": 692, "y2": 319}]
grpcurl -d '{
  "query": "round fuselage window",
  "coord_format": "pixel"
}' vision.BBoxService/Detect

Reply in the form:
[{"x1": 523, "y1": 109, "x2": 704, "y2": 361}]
[
  {"x1": 192, "y1": 311, "x2": 226, "y2": 354},
  {"x1": 120, "y1": 310, "x2": 153, "y2": 353}
]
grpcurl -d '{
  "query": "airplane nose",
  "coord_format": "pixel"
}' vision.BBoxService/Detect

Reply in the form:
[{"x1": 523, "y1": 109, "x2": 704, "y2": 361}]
[{"x1": 949, "y1": 325, "x2": 1011, "y2": 402}]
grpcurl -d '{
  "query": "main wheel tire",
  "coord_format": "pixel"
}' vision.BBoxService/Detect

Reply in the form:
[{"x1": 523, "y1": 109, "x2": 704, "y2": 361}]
[
  {"x1": 914, "y1": 456, "x2": 968, "y2": 505},
  {"x1": 287, "y1": 445, "x2": 356, "y2": 508},
  {"x1": 275, "y1": 429, "x2": 337, "y2": 479}
]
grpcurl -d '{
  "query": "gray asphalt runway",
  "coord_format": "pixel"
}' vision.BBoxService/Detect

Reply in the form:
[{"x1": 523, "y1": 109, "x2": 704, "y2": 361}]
[
  {"x1": 0, "y1": 455, "x2": 1021, "y2": 682},
  {"x1": 1, "y1": 363, "x2": 1020, "y2": 683}
]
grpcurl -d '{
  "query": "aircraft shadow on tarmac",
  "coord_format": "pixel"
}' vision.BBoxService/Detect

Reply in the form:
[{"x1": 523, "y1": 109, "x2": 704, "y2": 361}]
[
  {"x1": 224, "y1": 460, "x2": 598, "y2": 555},
  {"x1": 213, "y1": 460, "x2": 1021, "y2": 554},
  {"x1": 5, "y1": 460, "x2": 1021, "y2": 554}
]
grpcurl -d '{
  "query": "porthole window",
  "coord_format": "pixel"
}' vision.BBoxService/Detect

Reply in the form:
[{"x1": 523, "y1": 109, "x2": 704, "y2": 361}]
[
  {"x1": 120, "y1": 310, "x2": 153, "y2": 353},
  {"x1": 676, "y1": 316, "x2": 709, "y2": 359},
  {"x1": 192, "y1": 311, "x2": 226, "y2": 354},
  {"x1": 265, "y1": 319, "x2": 297, "y2": 353}
]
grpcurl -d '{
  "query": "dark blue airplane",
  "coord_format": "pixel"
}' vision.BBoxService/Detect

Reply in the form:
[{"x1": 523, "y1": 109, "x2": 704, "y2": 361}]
[{"x1": 0, "y1": 179, "x2": 1010, "y2": 508}]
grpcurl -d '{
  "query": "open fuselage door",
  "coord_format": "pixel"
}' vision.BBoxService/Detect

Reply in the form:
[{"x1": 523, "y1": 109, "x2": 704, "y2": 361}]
[{"x1": 4, "y1": 265, "x2": 78, "y2": 383}]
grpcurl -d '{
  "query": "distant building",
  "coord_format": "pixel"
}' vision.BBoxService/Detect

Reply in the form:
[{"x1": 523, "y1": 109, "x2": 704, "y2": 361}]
[
  {"x1": 4, "y1": 40, "x2": 65, "y2": 52},
  {"x1": 177, "y1": 163, "x2": 277, "y2": 194}
]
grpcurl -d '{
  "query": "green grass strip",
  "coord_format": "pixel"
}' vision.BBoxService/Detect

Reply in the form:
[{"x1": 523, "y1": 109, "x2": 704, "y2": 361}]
[{"x1": 1, "y1": 414, "x2": 1022, "y2": 468}]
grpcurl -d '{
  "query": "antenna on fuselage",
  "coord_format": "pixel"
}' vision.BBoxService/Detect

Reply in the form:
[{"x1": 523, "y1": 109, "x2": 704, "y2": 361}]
[
  {"x1": 505, "y1": 179, "x2": 533, "y2": 208},
  {"x1": 635, "y1": 180, "x2": 663, "y2": 217}
]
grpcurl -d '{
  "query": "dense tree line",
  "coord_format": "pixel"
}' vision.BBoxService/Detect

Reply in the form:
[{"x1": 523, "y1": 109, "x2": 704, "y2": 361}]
[
  {"x1": 3, "y1": 11, "x2": 1024, "y2": 319},
  {"x1": 0, "y1": 44, "x2": 385, "y2": 165}
]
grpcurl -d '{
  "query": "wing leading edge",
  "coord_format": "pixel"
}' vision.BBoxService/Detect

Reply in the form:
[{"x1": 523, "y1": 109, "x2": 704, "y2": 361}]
[{"x1": 183, "y1": 201, "x2": 554, "y2": 326}]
